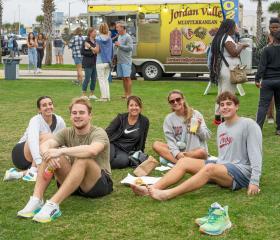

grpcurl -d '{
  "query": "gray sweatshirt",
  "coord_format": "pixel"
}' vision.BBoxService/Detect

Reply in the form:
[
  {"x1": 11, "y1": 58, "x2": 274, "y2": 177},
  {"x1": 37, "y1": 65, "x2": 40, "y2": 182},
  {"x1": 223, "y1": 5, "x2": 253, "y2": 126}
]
[
  {"x1": 18, "y1": 114, "x2": 66, "y2": 165},
  {"x1": 116, "y1": 33, "x2": 133, "y2": 64},
  {"x1": 163, "y1": 110, "x2": 211, "y2": 158},
  {"x1": 217, "y1": 117, "x2": 262, "y2": 186}
]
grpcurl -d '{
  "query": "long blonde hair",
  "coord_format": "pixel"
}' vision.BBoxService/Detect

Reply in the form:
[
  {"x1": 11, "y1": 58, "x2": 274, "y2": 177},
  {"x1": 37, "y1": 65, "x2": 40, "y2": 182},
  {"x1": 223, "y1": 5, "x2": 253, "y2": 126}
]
[{"x1": 167, "y1": 90, "x2": 193, "y2": 123}]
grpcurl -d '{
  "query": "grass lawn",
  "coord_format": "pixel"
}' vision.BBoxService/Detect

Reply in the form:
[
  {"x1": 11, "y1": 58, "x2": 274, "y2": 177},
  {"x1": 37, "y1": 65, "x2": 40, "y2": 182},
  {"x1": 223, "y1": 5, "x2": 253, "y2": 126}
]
[{"x1": 0, "y1": 79, "x2": 279, "y2": 240}]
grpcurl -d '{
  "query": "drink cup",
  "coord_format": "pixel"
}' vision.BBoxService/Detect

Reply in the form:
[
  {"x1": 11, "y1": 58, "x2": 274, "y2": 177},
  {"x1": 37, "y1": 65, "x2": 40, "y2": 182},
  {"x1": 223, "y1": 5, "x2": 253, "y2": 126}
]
[{"x1": 190, "y1": 117, "x2": 199, "y2": 134}]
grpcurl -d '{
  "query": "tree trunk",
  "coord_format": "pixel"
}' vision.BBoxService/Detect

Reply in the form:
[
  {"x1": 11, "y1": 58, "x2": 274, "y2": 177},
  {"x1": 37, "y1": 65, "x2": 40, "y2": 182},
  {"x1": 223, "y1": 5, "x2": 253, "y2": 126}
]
[
  {"x1": 0, "y1": 1, "x2": 3, "y2": 64},
  {"x1": 256, "y1": 0, "x2": 263, "y2": 44},
  {"x1": 42, "y1": 0, "x2": 55, "y2": 65}
]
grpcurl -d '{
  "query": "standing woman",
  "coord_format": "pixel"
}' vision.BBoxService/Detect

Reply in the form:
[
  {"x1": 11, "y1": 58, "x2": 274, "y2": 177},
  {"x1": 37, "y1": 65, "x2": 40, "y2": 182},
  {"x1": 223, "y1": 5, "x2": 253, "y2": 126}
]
[
  {"x1": 152, "y1": 90, "x2": 210, "y2": 164},
  {"x1": 82, "y1": 27, "x2": 99, "y2": 100},
  {"x1": 96, "y1": 23, "x2": 113, "y2": 102},
  {"x1": 27, "y1": 32, "x2": 38, "y2": 74},
  {"x1": 36, "y1": 33, "x2": 46, "y2": 73},
  {"x1": 209, "y1": 19, "x2": 248, "y2": 125},
  {"x1": 3, "y1": 96, "x2": 66, "y2": 181},
  {"x1": 106, "y1": 96, "x2": 149, "y2": 168}
]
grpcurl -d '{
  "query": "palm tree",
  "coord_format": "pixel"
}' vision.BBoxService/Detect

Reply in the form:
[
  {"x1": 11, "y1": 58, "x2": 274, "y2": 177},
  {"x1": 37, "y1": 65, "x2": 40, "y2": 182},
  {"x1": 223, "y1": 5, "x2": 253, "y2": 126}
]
[
  {"x1": 255, "y1": 0, "x2": 263, "y2": 44},
  {"x1": 36, "y1": 15, "x2": 44, "y2": 28},
  {"x1": 0, "y1": 0, "x2": 3, "y2": 63},
  {"x1": 268, "y1": 1, "x2": 280, "y2": 17},
  {"x1": 42, "y1": 0, "x2": 55, "y2": 65}
]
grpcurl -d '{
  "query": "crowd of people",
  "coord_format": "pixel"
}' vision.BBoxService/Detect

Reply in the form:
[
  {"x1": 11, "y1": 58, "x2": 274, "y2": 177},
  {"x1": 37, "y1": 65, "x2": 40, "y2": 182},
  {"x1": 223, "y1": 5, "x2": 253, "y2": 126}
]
[{"x1": 4, "y1": 18, "x2": 280, "y2": 234}]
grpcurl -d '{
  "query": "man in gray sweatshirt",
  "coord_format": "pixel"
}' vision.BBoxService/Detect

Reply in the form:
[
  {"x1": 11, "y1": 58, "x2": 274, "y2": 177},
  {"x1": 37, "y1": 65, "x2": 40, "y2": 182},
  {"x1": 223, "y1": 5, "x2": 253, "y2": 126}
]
[
  {"x1": 115, "y1": 21, "x2": 133, "y2": 98},
  {"x1": 131, "y1": 91, "x2": 262, "y2": 200}
]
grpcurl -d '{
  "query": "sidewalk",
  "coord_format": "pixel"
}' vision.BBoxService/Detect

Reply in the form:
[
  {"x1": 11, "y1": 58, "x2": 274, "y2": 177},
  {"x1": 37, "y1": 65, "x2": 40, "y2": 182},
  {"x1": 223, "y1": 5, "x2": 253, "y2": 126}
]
[{"x1": 0, "y1": 69, "x2": 77, "y2": 80}]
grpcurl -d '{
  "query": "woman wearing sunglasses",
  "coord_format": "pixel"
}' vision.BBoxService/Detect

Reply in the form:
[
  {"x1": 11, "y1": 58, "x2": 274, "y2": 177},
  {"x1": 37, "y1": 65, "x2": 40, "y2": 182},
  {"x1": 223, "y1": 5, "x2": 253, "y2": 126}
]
[{"x1": 153, "y1": 90, "x2": 211, "y2": 164}]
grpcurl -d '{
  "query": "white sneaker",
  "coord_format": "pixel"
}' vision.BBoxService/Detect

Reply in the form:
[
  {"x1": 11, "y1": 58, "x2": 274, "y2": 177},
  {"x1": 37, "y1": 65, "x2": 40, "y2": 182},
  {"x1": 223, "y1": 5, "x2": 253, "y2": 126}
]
[
  {"x1": 3, "y1": 168, "x2": 23, "y2": 181},
  {"x1": 17, "y1": 196, "x2": 44, "y2": 218},
  {"x1": 89, "y1": 95, "x2": 98, "y2": 100},
  {"x1": 33, "y1": 200, "x2": 62, "y2": 223},
  {"x1": 22, "y1": 168, "x2": 37, "y2": 182},
  {"x1": 267, "y1": 118, "x2": 274, "y2": 124}
]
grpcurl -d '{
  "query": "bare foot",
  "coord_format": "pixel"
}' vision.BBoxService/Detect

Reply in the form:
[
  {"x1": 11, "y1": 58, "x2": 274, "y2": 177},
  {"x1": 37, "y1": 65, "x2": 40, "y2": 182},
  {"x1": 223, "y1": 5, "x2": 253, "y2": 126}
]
[
  {"x1": 148, "y1": 186, "x2": 170, "y2": 201},
  {"x1": 130, "y1": 184, "x2": 149, "y2": 196}
]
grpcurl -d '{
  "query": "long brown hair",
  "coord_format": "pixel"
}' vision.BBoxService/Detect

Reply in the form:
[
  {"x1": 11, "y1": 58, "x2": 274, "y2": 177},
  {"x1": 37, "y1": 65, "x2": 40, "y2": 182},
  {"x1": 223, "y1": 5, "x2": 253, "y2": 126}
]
[{"x1": 167, "y1": 90, "x2": 193, "y2": 122}]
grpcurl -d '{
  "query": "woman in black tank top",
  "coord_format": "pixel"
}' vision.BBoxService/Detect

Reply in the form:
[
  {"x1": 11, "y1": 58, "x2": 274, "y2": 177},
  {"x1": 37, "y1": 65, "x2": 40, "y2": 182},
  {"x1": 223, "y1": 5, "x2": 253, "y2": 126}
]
[{"x1": 36, "y1": 33, "x2": 46, "y2": 72}]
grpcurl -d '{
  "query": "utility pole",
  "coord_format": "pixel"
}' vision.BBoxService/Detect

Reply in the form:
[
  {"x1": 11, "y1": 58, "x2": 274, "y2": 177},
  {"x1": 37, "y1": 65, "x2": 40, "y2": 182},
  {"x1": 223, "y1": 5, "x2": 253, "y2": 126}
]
[
  {"x1": 18, "y1": 5, "x2": 21, "y2": 35},
  {"x1": 68, "y1": 2, "x2": 71, "y2": 31}
]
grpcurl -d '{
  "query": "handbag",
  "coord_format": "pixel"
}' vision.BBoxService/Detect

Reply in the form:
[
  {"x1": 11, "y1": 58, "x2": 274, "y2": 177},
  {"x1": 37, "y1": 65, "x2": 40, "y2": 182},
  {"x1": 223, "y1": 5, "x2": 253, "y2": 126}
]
[
  {"x1": 133, "y1": 156, "x2": 159, "y2": 177},
  {"x1": 220, "y1": 35, "x2": 248, "y2": 84},
  {"x1": 229, "y1": 64, "x2": 248, "y2": 84},
  {"x1": 128, "y1": 150, "x2": 149, "y2": 168}
]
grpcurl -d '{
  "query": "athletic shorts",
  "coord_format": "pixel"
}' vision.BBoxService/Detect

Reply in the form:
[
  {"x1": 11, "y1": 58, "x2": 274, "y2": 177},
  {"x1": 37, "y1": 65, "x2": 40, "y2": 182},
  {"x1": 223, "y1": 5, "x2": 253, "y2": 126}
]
[
  {"x1": 205, "y1": 160, "x2": 250, "y2": 191},
  {"x1": 117, "y1": 63, "x2": 131, "y2": 78},
  {"x1": 57, "y1": 169, "x2": 113, "y2": 198},
  {"x1": 73, "y1": 56, "x2": 82, "y2": 65},
  {"x1": 11, "y1": 142, "x2": 32, "y2": 170},
  {"x1": 54, "y1": 47, "x2": 63, "y2": 56}
]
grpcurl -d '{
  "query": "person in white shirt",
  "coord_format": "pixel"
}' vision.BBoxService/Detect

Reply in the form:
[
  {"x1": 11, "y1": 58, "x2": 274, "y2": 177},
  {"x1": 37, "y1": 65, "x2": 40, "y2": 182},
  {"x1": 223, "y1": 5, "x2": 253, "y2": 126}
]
[{"x1": 4, "y1": 96, "x2": 66, "y2": 182}]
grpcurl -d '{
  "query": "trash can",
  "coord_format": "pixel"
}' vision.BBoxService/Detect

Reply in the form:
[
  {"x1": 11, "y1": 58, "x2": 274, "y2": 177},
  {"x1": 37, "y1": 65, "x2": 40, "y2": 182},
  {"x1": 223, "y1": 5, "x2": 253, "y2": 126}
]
[{"x1": 3, "y1": 57, "x2": 21, "y2": 80}]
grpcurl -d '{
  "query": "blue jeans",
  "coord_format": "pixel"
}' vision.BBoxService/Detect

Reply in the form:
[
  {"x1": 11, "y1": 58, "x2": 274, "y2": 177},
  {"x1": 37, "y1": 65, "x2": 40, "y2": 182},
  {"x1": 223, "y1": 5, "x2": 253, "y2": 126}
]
[
  {"x1": 82, "y1": 66, "x2": 97, "y2": 92},
  {"x1": 28, "y1": 47, "x2": 37, "y2": 70}
]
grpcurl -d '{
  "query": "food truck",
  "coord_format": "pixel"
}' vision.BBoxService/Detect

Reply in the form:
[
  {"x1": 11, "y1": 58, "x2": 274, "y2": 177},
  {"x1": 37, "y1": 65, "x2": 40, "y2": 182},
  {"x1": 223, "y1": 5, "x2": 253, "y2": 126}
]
[{"x1": 87, "y1": 0, "x2": 236, "y2": 80}]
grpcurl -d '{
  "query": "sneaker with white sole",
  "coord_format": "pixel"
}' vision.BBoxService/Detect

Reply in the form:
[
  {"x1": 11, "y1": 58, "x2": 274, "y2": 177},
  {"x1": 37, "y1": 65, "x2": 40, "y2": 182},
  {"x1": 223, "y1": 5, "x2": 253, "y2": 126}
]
[
  {"x1": 195, "y1": 202, "x2": 223, "y2": 226},
  {"x1": 89, "y1": 95, "x2": 98, "y2": 100},
  {"x1": 199, "y1": 206, "x2": 232, "y2": 235},
  {"x1": 22, "y1": 170, "x2": 37, "y2": 182},
  {"x1": 33, "y1": 200, "x2": 62, "y2": 223},
  {"x1": 3, "y1": 168, "x2": 23, "y2": 181},
  {"x1": 17, "y1": 196, "x2": 44, "y2": 218},
  {"x1": 267, "y1": 118, "x2": 274, "y2": 124}
]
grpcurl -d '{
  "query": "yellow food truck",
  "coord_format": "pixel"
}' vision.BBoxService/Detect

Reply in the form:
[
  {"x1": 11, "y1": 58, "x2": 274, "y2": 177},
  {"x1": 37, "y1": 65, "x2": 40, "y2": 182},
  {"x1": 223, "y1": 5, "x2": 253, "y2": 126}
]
[{"x1": 87, "y1": 0, "x2": 225, "y2": 80}]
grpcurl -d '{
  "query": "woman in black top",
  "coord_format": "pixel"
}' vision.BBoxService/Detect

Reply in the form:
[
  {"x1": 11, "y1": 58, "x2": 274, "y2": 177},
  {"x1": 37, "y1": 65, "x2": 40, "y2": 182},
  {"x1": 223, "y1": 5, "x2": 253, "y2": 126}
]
[
  {"x1": 36, "y1": 33, "x2": 46, "y2": 72},
  {"x1": 81, "y1": 27, "x2": 99, "y2": 100},
  {"x1": 106, "y1": 96, "x2": 149, "y2": 168},
  {"x1": 255, "y1": 30, "x2": 280, "y2": 135}
]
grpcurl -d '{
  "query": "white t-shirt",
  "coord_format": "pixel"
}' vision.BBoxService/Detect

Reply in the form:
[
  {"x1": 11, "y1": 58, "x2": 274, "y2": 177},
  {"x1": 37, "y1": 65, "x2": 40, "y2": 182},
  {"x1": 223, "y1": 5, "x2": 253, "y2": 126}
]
[{"x1": 18, "y1": 114, "x2": 66, "y2": 164}]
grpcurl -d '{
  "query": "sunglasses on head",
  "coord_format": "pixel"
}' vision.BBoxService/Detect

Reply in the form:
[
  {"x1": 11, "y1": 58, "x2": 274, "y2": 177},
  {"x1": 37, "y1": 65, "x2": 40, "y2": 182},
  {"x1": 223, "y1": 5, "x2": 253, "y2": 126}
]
[{"x1": 169, "y1": 97, "x2": 182, "y2": 104}]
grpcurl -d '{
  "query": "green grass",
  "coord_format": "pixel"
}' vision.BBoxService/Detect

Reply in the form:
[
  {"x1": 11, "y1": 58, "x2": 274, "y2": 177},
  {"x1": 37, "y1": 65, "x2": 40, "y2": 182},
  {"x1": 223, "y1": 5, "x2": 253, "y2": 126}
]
[
  {"x1": 0, "y1": 64, "x2": 76, "y2": 71},
  {"x1": 0, "y1": 79, "x2": 279, "y2": 239}
]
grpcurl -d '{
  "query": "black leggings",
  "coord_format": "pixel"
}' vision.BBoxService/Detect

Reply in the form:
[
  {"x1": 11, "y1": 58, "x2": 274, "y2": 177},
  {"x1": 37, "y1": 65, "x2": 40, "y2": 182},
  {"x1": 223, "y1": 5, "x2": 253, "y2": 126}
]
[
  {"x1": 37, "y1": 48, "x2": 44, "y2": 68},
  {"x1": 110, "y1": 143, "x2": 129, "y2": 169}
]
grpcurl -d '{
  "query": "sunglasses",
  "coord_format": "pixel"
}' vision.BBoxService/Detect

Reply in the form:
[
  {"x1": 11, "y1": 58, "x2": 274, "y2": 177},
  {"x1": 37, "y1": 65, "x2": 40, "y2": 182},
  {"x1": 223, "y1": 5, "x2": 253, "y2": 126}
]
[{"x1": 169, "y1": 97, "x2": 182, "y2": 104}]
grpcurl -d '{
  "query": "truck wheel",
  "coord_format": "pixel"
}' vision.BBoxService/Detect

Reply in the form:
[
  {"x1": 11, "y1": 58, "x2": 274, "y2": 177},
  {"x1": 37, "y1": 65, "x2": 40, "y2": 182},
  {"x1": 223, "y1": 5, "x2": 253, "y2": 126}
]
[
  {"x1": 22, "y1": 45, "x2": 28, "y2": 55},
  {"x1": 163, "y1": 73, "x2": 176, "y2": 77},
  {"x1": 142, "y1": 62, "x2": 162, "y2": 80}
]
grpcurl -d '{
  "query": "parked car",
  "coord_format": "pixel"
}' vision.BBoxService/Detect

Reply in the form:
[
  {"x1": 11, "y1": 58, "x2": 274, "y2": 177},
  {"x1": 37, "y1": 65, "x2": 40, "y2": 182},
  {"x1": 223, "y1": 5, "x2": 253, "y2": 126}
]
[
  {"x1": 1, "y1": 35, "x2": 10, "y2": 56},
  {"x1": 15, "y1": 35, "x2": 28, "y2": 55}
]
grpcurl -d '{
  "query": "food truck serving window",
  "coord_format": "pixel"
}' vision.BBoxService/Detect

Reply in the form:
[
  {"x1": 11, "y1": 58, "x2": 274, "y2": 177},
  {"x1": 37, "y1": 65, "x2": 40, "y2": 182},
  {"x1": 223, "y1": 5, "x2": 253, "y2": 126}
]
[{"x1": 138, "y1": 13, "x2": 160, "y2": 43}]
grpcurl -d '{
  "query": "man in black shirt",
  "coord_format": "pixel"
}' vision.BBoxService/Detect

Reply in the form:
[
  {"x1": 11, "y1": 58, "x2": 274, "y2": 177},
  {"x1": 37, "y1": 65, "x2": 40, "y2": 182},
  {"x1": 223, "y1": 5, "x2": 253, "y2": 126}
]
[{"x1": 255, "y1": 30, "x2": 280, "y2": 135}]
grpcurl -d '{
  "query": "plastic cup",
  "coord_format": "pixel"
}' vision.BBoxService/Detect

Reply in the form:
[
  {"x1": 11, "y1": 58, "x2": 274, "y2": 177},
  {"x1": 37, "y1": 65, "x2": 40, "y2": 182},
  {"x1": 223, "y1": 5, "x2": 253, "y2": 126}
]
[{"x1": 190, "y1": 117, "x2": 199, "y2": 134}]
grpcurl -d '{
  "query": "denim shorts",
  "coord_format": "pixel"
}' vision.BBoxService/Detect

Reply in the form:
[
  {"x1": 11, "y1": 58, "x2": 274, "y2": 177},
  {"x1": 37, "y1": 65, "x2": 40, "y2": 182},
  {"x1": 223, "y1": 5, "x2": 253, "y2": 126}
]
[
  {"x1": 117, "y1": 63, "x2": 132, "y2": 77},
  {"x1": 205, "y1": 160, "x2": 250, "y2": 191},
  {"x1": 54, "y1": 47, "x2": 63, "y2": 56},
  {"x1": 73, "y1": 56, "x2": 82, "y2": 65}
]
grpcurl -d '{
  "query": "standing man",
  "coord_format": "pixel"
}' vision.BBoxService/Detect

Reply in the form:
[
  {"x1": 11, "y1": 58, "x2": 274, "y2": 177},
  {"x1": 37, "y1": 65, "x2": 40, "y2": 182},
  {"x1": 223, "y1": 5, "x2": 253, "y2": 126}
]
[
  {"x1": 17, "y1": 97, "x2": 113, "y2": 223},
  {"x1": 115, "y1": 21, "x2": 133, "y2": 99},
  {"x1": 132, "y1": 91, "x2": 262, "y2": 200},
  {"x1": 69, "y1": 27, "x2": 84, "y2": 85}
]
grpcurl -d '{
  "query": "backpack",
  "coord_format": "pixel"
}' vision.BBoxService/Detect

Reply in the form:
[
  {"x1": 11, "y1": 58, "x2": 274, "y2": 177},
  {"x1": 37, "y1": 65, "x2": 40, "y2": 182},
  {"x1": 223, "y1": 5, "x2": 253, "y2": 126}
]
[{"x1": 8, "y1": 37, "x2": 14, "y2": 49}]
